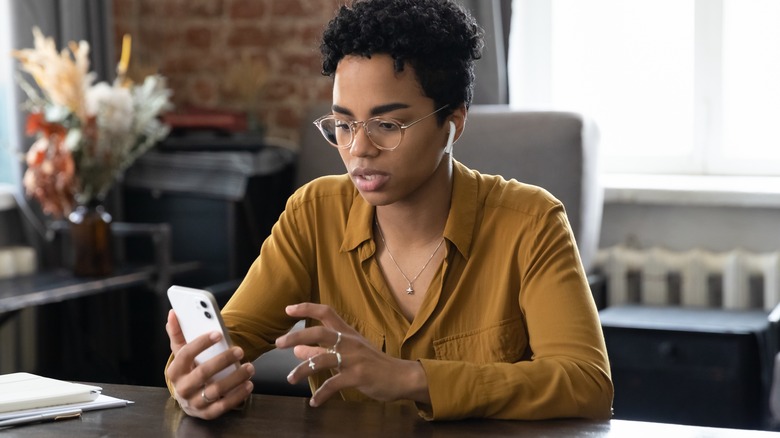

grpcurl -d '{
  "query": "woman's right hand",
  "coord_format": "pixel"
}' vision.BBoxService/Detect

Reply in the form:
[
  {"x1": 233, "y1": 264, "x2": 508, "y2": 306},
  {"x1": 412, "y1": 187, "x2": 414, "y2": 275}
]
[{"x1": 165, "y1": 309, "x2": 255, "y2": 419}]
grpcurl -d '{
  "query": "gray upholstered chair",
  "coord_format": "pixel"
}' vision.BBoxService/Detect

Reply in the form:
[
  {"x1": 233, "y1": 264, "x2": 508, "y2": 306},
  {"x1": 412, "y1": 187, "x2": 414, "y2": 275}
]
[{"x1": 250, "y1": 103, "x2": 604, "y2": 396}]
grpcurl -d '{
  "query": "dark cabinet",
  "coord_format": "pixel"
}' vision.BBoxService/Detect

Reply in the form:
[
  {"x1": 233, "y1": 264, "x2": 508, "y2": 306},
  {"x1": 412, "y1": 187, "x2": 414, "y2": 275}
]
[
  {"x1": 122, "y1": 145, "x2": 296, "y2": 291},
  {"x1": 600, "y1": 305, "x2": 774, "y2": 430}
]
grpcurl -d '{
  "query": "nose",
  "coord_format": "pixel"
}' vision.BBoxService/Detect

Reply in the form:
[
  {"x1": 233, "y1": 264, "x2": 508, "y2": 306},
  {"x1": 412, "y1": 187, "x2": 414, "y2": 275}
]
[{"x1": 349, "y1": 122, "x2": 378, "y2": 157}]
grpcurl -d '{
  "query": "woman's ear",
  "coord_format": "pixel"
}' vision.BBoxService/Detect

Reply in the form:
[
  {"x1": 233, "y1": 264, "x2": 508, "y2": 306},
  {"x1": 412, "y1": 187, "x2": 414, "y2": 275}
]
[
  {"x1": 450, "y1": 104, "x2": 467, "y2": 144},
  {"x1": 445, "y1": 121, "x2": 456, "y2": 154}
]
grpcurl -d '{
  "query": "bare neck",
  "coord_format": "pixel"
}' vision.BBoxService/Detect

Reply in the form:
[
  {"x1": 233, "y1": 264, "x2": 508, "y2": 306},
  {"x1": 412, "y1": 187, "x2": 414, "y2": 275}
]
[{"x1": 375, "y1": 158, "x2": 453, "y2": 247}]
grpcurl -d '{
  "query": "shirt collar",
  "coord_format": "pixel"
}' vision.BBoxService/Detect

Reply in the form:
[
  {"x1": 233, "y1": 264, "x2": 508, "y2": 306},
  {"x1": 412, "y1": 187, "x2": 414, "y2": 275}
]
[
  {"x1": 444, "y1": 160, "x2": 478, "y2": 260},
  {"x1": 341, "y1": 186, "x2": 374, "y2": 253},
  {"x1": 340, "y1": 160, "x2": 479, "y2": 260}
]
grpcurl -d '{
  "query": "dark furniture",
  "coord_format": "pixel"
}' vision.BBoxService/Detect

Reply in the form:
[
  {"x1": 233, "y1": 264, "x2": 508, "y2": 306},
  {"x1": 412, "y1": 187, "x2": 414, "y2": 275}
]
[
  {"x1": 4, "y1": 383, "x2": 775, "y2": 437},
  {"x1": 600, "y1": 305, "x2": 778, "y2": 430},
  {"x1": 0, "y1": 247, "x2": 200, "y2": 386},
  {"x1": 0, "y1": 262, "x2": 197, "y2": 321},
  {"x1": 122, "y1": 143, "x2": 296, "y2": 291}
]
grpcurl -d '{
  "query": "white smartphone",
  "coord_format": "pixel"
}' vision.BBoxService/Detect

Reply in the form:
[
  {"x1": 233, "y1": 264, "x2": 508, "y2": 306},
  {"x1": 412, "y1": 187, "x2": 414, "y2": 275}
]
[{"x1": 167, "y1": 285, "x2": 239, "y2": 382}]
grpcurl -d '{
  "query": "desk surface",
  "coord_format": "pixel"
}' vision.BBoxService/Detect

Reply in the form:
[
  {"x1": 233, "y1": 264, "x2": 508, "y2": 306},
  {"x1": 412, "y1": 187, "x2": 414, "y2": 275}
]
[{"x1": 5, "y1": 383, "x2": 777, "y2": 437}]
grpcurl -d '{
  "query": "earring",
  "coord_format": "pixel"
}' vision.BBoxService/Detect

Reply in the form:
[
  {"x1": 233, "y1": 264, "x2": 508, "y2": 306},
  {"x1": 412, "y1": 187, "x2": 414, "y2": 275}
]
[{"x1": 445, "y1": 121, "x2": 456, "y2": 154}]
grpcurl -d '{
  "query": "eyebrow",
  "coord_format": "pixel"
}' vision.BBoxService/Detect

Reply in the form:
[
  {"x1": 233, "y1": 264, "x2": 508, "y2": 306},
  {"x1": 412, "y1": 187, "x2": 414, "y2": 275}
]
[{"x1": 331, "y1": 102, "x2": 411, "y2": 118}]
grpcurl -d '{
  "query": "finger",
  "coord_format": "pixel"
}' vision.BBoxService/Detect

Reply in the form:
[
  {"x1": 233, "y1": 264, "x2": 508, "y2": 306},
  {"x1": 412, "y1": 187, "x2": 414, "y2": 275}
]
[
  {"x1": 292, "y1": 345, "x2": 327, "y2": 361},
  {"x1": 277, "y1": 325, "x2": 342, "y2": 350},
  {"x1": 286, "y1": 352, "x2": 341, "y2": 385},
  {"x1": 210, "y1": 362, "x2": 255, "y2": 399},
  {"x1": 286, "y1": 357, "x2": 311, "y2": 385},
  {"x1": 179, "y1": 362, "x2": 254, "y2": 418},
  {"x1": 195, "y1": 379, "x2": 254, "y2": 420},
  {"x1": 173, "y1": 331, "x2": 226, "y2": 366},
  {"x1": 174, "y1": 354, "x2": 245, "y2": 408},
  {"x1": 196, "y1": 376, "x2": 245, "y2": 410},
  {"x1": 309, "y1": 373, "x2": 347, "y2": 407},
  {"x1": 166, "y1": 310, "x2": 187, "y2": 354},
  {"x1": 220, "y1": 379, "x2": 254, "y2": 409},
  {"x1": 198, "y1": 384, "x2": 220, "y2": 409},
  {"x1": 284, "y1": 303, "x2": 351, "y2": 331},
  {"x1": 187, "y1": 346, "x2": 245, "y2": 389},
  {"x1": 170, "y1": 337, "x2": 242, "y2": 399}
]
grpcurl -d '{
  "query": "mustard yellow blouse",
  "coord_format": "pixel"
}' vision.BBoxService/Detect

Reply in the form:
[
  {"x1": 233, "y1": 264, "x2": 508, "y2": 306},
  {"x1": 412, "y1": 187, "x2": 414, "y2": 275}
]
[{"x1": 218, "y1": 160, "x2": 613, "y2": 421}]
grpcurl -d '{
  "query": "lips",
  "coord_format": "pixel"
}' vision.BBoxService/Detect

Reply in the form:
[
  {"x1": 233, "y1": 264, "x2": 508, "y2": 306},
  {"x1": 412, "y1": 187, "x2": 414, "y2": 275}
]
[{"x1": 351, "y1": 167, "x2": 390, "y2": 192}]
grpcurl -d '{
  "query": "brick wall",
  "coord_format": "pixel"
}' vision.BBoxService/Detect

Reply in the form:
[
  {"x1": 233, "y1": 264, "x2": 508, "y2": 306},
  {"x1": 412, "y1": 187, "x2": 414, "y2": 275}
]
[{"x1": 112, "y1": 0, "x2": 342, "y2": 144}]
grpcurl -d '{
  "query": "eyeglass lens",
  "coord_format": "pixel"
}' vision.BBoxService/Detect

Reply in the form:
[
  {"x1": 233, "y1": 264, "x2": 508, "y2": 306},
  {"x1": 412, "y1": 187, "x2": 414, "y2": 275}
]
[{"x1": 318, "y1": 118, "x2": 402, "y2": 149}]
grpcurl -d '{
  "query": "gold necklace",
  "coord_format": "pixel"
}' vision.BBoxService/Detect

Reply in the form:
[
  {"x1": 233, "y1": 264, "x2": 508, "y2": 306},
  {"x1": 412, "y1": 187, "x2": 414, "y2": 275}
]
[{"x1": 375, "y1": 217, "x2": 445, "y2": 295}]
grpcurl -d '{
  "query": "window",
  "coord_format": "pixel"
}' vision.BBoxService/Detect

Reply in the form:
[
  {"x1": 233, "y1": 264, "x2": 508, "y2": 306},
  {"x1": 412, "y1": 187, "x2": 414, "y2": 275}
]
[
  {"x1": 508, "y1": 0, "x2": 780, "y2": 176},
  {"x1": 0, "y1": 0, "x2": 20, "y2": 185}
]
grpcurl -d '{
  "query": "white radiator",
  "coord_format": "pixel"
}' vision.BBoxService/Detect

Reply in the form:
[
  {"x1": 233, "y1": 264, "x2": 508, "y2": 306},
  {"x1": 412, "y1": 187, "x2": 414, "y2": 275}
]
[
  {"x1": 595, "y1": 245, "x2": 780, "y2": 311},
  {"x1": 0, "y1": 308, "x2": 37, "y2": 374},
  {"x1": 0, "y1": 246, "x2": 38, "y2": 373},
  {"x1": 0, "y1": 246, "x2": 37, "y2": 279}
]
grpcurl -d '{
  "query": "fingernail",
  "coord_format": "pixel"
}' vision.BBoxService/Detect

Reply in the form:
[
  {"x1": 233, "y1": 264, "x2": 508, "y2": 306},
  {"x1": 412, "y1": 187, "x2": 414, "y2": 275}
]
[
  {"x1": 309, "y1": 398, "x2": 317, "y2": 407},
  {"x1": 287, "y1": 371, "x2": 294, "y2": 382},
  {"x1": 210, "y1": 331, "x2": 222, "y2": 341},
  {"x1": 233, "y1": 348, "x2": 243, "y2": 359}
]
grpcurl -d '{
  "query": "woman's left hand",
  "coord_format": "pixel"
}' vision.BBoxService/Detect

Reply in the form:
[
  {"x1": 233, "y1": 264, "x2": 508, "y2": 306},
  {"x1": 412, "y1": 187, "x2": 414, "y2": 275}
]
[{"x1": 275, "y1": 303, "x2": 430, "y2": 407}]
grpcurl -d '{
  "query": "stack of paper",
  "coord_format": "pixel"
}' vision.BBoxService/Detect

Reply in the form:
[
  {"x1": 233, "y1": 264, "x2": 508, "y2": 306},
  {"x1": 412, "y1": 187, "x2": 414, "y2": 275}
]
[
  {"x1": 0, "y1": 373, "x2": 132, "y2": 427},
  {"x1": 0, "y1": 373, "x2": 101, "y2": 413}
]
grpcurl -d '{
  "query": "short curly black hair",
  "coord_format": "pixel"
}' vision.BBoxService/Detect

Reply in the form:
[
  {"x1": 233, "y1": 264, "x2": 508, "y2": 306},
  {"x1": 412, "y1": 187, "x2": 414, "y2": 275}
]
[{"x1": 320, "y1": 0, "x2": 484, "y2": 120}]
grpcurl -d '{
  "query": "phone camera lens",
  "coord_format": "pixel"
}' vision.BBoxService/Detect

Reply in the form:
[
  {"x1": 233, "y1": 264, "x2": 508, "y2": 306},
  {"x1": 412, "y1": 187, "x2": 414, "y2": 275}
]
[
  {"x1": 199, "y1": 300, "x2": 207, "y2": 308},
  {"x1": 204, "y1": 311, "x2": 212, "y2": 319}
]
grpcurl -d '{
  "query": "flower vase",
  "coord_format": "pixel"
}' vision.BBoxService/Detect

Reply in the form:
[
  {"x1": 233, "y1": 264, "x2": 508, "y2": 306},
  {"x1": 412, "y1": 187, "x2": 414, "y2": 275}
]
[{"x1": 68, "y1": 201, "x2": 113, "y2": 276}]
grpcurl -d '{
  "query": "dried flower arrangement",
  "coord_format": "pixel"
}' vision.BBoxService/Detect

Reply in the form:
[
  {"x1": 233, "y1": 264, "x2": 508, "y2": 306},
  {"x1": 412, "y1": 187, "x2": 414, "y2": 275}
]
[{"x1": 12, "y1": 28, "x2": 173, "y2": 218}]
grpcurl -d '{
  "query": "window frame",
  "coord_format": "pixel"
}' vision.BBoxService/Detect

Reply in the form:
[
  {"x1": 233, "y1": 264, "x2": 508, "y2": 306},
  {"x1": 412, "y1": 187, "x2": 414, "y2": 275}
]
[
  {"x1": 508, "y1": 0, "x2": 780, "y2": 177},
  {"x1": 0, "y1": 0, "x2": 20, "y2": 186}
]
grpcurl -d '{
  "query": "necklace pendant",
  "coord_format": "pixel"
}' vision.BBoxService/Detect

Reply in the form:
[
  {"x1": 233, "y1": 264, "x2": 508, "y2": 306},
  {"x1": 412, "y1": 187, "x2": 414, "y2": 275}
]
[{"x1": 405, "y1": 286, "x2": 414, "y2": 295}]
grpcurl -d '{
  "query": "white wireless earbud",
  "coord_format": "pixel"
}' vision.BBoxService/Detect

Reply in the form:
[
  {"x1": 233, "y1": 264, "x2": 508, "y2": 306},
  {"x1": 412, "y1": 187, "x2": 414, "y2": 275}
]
[{"x1": 445, "y1": 121, "x2": 456, "y2": 154}]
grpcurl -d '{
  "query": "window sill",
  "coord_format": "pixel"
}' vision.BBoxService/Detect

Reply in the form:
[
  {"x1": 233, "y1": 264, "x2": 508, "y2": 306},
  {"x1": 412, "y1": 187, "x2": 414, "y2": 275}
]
[{"x1": 603, "y1": 174, "x2": 780, "y2": 209}]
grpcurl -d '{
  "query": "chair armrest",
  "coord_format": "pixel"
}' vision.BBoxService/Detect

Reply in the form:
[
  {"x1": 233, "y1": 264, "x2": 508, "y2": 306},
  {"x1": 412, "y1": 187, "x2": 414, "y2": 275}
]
[
  {"x1": 250, "y1": 321, "x2": 310, "y2": 397},
  {"x1": 588, "y1": 272, "x2": 607, "y2": 310},
  {"x1": 767, "y1": 301, "x2": 780, "y2": 362}
]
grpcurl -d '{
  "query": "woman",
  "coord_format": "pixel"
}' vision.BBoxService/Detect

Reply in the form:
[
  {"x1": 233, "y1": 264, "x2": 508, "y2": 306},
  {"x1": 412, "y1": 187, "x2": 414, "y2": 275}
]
[{"x1": 165, "y1": 0, "x2": 613, "y2": 421}]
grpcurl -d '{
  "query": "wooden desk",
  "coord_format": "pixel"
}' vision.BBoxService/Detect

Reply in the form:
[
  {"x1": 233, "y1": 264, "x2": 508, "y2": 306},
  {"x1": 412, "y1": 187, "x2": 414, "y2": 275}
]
[{"x1": 5, "y1": 383, "x2": 778, "y2": 437}]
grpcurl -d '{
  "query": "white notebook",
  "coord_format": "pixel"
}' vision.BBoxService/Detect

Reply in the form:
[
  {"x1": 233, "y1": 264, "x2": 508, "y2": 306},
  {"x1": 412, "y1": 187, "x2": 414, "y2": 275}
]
[{"x1": 0, "y1": 372, "x2": 101, "y2": 413}]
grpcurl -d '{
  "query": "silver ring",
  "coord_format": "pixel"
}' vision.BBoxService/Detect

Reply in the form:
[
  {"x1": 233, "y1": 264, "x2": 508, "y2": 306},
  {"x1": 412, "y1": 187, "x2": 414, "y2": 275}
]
[
  {"x1": 201, "y1": 387, "x2": 217, "y2": 404},
  {"x1": 332, "y1": 331, "x2": 342, "y2": 351},
  {"x1": 334, "y1": 351, "x2": 342, "y2": 371},
  {"x1": 308, "y1": 357, "x2": 316, "y2": 371}
]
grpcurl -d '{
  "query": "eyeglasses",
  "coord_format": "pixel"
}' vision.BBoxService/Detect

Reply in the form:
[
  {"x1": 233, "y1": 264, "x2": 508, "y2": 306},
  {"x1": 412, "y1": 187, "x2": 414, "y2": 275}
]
[{"x1": 312, "y1": 105, "x2": 448, "y2": 151}]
